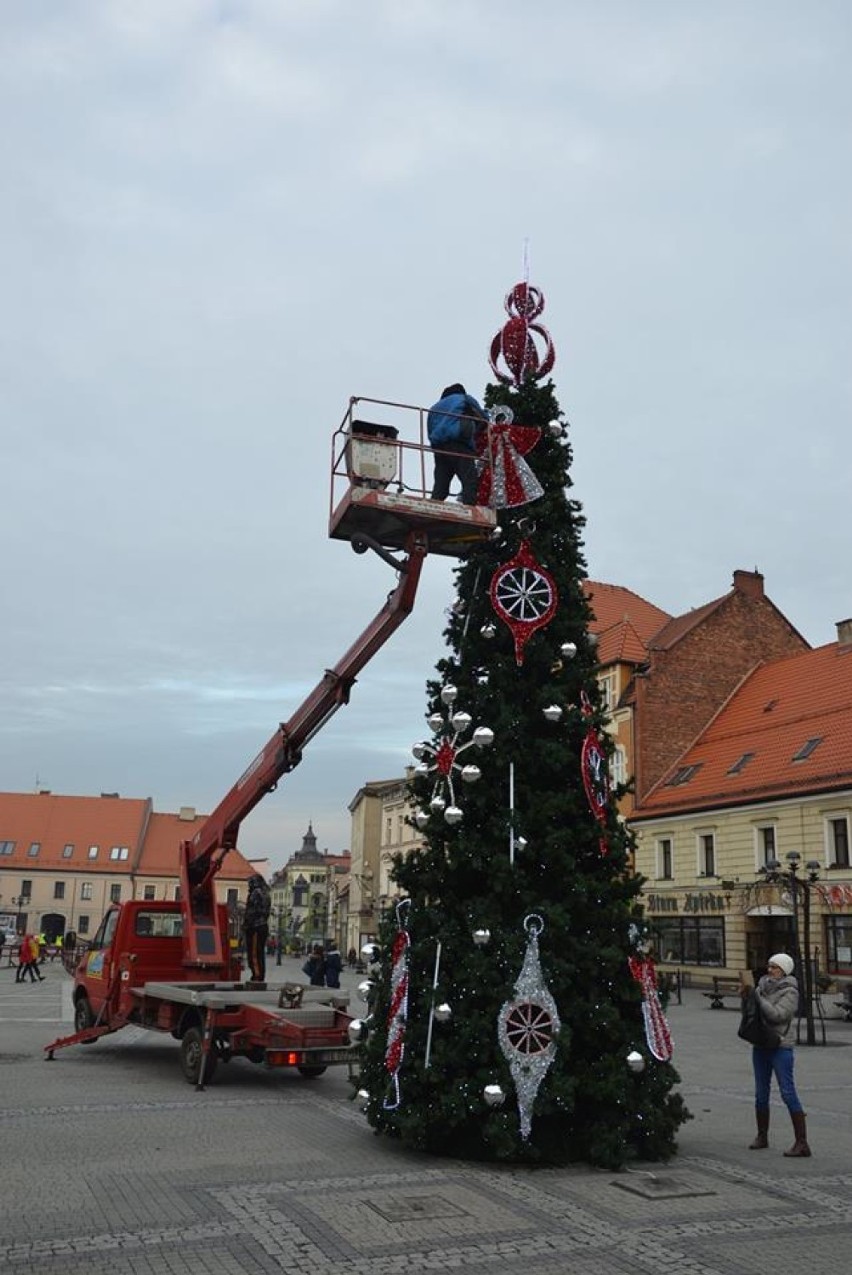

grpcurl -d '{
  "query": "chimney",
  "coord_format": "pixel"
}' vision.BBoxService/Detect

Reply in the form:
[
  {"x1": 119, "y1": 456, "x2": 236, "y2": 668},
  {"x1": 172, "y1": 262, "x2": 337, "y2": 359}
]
[
  {"x1": 836, "y1": 618, "x2": 852, "y2": 649},
  {"x1": 732, "y1": 569, "x2": 764, "y2": 600},
  {"x1": 178, "y1": 806, "x2": 197, "y2": 822}
]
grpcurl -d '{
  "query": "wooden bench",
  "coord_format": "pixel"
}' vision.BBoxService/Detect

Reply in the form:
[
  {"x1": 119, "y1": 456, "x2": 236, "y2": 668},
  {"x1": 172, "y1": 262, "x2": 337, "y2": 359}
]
[{"x1": 701, "y1": 976, "x2": 743, "y2": 1009}]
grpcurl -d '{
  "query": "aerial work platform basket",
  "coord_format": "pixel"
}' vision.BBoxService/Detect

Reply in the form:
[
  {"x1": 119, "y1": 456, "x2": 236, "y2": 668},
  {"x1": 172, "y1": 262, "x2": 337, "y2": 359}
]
[{"x1": 329, "y1": 397, "x2": 497, "y2": 558}]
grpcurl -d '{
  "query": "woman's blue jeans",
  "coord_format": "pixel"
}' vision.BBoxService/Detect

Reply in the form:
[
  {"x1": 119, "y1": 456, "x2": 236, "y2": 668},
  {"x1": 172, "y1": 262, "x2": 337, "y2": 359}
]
[{"x1": 752, "y1": 1045, "x2": 803, "y2": 1113}]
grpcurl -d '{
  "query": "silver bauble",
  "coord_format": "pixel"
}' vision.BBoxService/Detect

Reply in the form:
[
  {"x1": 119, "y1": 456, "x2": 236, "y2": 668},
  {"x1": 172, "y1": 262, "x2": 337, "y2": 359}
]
[
  {"x1": 548, "y1": 420, "x2": 563, "y2": 438},
  {"x1": 444, "y1": 805, "x2": 463, "y2": 825},
  {"x1": 414, "y1": 810, "x2": 430, "y2": 829},
  {"x1": 461, "y1": 764, "x2": 481, "y2": 783},
  {"x1": 356, "y1": 979, "x2": 374, "y2": 1002},
  {"x1": 347, "y1": 1018, "x2": 367, "y2": 1044},
  {"x1": 543, "y1": 704, "x2": 563, "y2": 722},
  {"x1": 489, "y1": 524, "x2": 503, "y2": 541},
  {"x1": 440, "y1": 684, "x2": 458, "y2": 705},
  {"x1": 588, "y1": 632, "x2": 599, "y2": 648},
  {"x1": 433, "y1": 1002, "x2": 453, "y2": 1023},
  {"x1": 627, "y1": 1050, "x2": 646, "y2": 1073},
  {"x1": 484, "y1": 1083, "x2": 506, "y2": 1107},
  {"x1": 451, "y1": 710, "x2": 472, "y2": 732},
  {"x1": 356, "y1": 1088, "x2": 369, "y2": 1101},
  {"x1": 561, "y1": 641, "x2": 578, "y2": 659},
  {"x1": 473, "y1": 726, "x2": 494, "y2": 748},
  {"x1": 360, "y1": 942, "x2": 380, "y2": 963},
  {"x1": 427, "y1": 711, "x2": 444, "y2": 731},
  {"x1": 514, "y1": 836, "x2": 528, "y2": 852},
  {"x1": 481, "y1": 622, "x2": 497, "y2": 639},
  {"x1": 472, "y1": 928, "x2": 491, "y2": 946},
  {"x1": 429, "y1": 794, "x2": 446, "y2": 814},
  {"x1": 412, "y1": 742, "x2": 428, "y2": 760}
]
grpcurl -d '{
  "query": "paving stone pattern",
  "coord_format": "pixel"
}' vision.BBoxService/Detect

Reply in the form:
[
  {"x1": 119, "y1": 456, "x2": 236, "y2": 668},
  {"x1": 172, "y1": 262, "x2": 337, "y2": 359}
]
[{"x1": 1, "y1": 960, "x2": 851, "y2": 1274}]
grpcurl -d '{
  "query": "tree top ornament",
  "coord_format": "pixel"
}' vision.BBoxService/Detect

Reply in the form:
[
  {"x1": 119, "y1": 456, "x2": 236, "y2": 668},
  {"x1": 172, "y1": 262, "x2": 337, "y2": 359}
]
[{"x1": 489, "y1": 281, "x2": 555, "y2": 386}]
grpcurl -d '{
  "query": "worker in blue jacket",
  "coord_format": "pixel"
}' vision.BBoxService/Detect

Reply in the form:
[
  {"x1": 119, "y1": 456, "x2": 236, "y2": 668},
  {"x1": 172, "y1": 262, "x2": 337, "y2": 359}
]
[{"x1": 427, "y1": 383, "x2": 489, "y2": 505}]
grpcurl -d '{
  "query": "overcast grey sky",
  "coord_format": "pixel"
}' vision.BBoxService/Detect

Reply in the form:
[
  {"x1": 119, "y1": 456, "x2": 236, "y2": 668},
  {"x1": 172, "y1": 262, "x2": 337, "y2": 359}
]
[{"x1": 2, "y1": 1, "x2": 850, "y2": 870}]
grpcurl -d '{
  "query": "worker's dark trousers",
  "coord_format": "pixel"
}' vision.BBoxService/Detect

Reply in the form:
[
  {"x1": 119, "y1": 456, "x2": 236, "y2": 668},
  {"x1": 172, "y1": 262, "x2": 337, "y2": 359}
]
[{"x1": 245, "y1": 926, "x2": 268, "y2": 981}]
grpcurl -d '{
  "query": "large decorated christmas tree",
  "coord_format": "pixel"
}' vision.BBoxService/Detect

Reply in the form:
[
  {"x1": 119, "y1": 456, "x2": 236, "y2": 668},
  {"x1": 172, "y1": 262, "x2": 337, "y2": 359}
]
[{"x1": 358, "y1": 281, "x2": 689, "y2": 1168}]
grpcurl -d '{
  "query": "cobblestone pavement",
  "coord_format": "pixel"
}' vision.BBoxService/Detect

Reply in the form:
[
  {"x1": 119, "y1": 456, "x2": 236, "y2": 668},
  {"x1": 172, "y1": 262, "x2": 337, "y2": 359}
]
[{"x1": 1, "y1": 959, "x2": 850, "y2": 1274}]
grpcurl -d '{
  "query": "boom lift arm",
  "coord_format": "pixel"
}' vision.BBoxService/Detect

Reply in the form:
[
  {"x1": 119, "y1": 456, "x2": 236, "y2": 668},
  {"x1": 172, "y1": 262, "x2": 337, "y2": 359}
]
[{"x1": 179, "y1": 532, "x2": 428, "y2": 969}]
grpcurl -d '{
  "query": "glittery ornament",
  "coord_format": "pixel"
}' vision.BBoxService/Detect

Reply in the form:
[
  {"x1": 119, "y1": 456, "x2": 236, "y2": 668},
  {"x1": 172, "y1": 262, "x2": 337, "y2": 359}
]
[
  {"x1": 628, "y1": 955, "x2": 674, "y2": 1063},
  {"x1": 489, "y1": 281, "x2": 556, "y2": 387},
  {"x1": 414, "y1": 689, "x2": 494, "y2": 826},
  {"x1": 497, "y1": 914, "x2": 560, "y2": 1141},
  {"x1": 383, "y1": 901, "x2": 411, "y2": 1110},
  {"x1": 490, "y1": 540, "x2": 558, "y2": 666},
  {"x1": 579, "y1": 691, "x2": 610, "y2": 855},
  {"x1": 476, "y1": 413, "x2": 544, "y2": 509}
]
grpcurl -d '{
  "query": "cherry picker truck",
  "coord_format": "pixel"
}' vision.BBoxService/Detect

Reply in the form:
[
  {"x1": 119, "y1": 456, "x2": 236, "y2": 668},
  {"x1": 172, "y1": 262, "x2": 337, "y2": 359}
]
[{"x1": 45, "y1": 398, "x2": 496, "y2": 1087}]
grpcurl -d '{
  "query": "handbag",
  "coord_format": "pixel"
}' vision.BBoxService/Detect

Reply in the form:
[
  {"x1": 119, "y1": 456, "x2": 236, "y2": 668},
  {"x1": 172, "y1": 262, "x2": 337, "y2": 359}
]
[{"x1": 737, "y1": 989, "x2": 781, "y2": 1048}]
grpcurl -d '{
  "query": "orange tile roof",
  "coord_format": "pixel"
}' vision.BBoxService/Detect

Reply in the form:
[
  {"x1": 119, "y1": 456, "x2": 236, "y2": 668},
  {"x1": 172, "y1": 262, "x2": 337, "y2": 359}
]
[
  {"x1": 0, "y1": 791, "x2": 254, "y2": 881},
  {"x1": 0, "y1": 792, "x2": 151, "y2": 871},
  {"x1": 584, "y1": 581, "x2": 673, "y2": 674},
  {"x1": 632, "y1": 642, "x2": 852, "y2": 817},
  {"x1": 138, "y1": 811, "x2": 255, "y2": 881}
]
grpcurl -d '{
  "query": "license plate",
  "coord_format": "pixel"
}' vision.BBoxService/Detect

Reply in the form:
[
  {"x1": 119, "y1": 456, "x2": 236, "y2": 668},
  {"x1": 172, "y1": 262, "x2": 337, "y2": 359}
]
[{"x1": 313, "y1": 1048, "x2": 354, "y2": 1064}]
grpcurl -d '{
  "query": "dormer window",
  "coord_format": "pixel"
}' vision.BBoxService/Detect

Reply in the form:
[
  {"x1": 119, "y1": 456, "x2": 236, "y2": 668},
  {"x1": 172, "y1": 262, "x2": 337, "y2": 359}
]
[
  {"x1": 667, "y1": 764, "x2": 702, "y2": 787},
  {"x1": 727, "y1": 752, "x2": 755, "y2": 775},
  {"x1": 792, "y1": 737, "x2": 822, "y2": 762}
]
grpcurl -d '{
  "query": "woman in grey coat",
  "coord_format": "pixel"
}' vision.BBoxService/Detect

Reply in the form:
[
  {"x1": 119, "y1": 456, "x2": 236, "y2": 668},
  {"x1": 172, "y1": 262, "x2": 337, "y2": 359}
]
[{"x1": 746, "y1": 953, "x2": 811, "y2": 1156}]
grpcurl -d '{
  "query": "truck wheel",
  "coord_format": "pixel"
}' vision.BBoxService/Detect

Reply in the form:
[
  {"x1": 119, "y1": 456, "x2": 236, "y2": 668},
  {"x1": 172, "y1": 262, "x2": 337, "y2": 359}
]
[
  {"x1": 297, "y1": 1065, "x2": 327, "y2": 1078},
  {"x1": 74, "y1": 996, "x2": 97, "y2": 1043},
  {"x1": 180, "y1": 1026, "x2": 218, "y2": 1085}
]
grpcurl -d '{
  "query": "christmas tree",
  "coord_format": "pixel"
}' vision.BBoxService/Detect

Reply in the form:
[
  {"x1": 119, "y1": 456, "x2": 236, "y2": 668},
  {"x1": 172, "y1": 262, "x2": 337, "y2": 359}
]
[{"x1": 358, "y1": 281, "x2": 689, "y2": 1168}]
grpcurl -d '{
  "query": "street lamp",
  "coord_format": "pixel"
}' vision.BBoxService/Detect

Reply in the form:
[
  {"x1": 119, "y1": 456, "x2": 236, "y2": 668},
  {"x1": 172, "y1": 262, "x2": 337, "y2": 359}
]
[{"x1": 759, "y1": 852, "x2": 823, "y2": 1046}]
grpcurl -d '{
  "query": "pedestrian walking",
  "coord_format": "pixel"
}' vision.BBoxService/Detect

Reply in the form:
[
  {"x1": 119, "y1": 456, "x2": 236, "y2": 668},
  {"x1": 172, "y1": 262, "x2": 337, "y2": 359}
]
[
  {"x1": 16, "y1": 934, "x2": 44, "y2": 984},
  {"x1": 303, "y1": 944, "x2": 326, "y2": 986},
  {"x1": 324, "y1": 944, "x2": 342, "y2": 989},
  {"x1": 743, "y1": 953, "x2": 811, "y2": 1157}
]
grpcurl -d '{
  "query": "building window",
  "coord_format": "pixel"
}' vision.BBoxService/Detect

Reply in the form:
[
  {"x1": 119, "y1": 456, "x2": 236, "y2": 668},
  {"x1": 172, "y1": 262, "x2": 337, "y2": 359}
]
[
  {"x1": 0, "y1": 840, "x2": 15, "y2": 855},
  {"x1": 88, "y1": 846, "x2": 99, "y2": 859},
  {"x1": 143, "y1": 885, "x2": 156, "y2": 901},
  {"x1": 792, "y1": 737, "x2": 822, "y2": 761},
  {"x1": 598, "y1": 671, "x2": 617, "y2": 713},
  {"x1": 78, "y1": 915, "x2": 90, "y2": 935},
  {"x1": 610, "y1": 746, "x2": 626, "y2": 788},
  {"x1": 174, "y1": 886, "x2": 181, "y2": 901},
  {"x1": 62, "y1": 844, "x2": 74, "y2": 858},
  {"x1": 827, "y1": 816, "x2": 850, "y2": 869},
  {"x1": 54, "y1": 881, "x2": 66, "y2": 900},
  {"x1": 757, "y1": 825, "x2": 777, "y2": 868},
  {"x1": 80, "y1": 882, "x2": 93, "y2": 900},
  {"x1": 27, "y1": 842, "x2": 41, "y2": 857},
  {"x1": 652, "y1": 918, "x2": 725, "y2": 967},
  {"x1": 668, "y1": 764, "x2": 702, "y2": 787},
  {"x1": 826, "y1": 916, "x2": 852, "y2": 975},
  {"x1": 110, "y1": 884, "x2": 122, "y2": 903},
  {"x1": 656, "y1": 838, "x2": 673, "y2": 880},
  {"x1": 697, "y1": 832, "x2": 716, "y2": 878},
  {"x1": 226, "y1": 889, "x2": 238, "y2": 907},
  {"x1": 728, "y1": 752, "x2": 755, "y2": 774},
  {"x1": 109, "y1": 846, "x2": 129, "y2": 861}
]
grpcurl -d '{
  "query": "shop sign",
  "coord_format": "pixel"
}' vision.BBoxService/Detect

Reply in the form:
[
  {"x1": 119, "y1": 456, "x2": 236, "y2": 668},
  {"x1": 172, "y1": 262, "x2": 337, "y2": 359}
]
[{"x1": 646, "y1": 892, "x2": 729, "y2": 915}]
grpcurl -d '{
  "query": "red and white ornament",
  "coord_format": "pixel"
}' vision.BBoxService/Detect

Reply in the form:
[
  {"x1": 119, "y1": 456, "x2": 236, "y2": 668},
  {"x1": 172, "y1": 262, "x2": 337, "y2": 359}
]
[
  {"x1": 628, "y1": 953, "x2": 674, "y2": 1063},
  {"x1": 490, "y1": 540, "x2": 557, "y2": 666},
  {"x1": 383, "y1": 901, "x2": 411, "y2": 1110},
  {"x1": 489, "y1": 281, "x2": 556, "y2": 387}
]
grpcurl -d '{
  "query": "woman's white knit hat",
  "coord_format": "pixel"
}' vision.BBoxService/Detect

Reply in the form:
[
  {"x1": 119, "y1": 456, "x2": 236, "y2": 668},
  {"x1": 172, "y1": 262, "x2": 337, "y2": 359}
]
[{"x1": 768, "y1": 953, "x2": 795, "y2": 976}]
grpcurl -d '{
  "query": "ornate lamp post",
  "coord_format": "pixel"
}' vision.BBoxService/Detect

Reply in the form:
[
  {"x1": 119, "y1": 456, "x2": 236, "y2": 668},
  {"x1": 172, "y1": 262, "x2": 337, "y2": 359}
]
[{"x1": 759, "y1": 852, "x2": 823, "y2": 1045}]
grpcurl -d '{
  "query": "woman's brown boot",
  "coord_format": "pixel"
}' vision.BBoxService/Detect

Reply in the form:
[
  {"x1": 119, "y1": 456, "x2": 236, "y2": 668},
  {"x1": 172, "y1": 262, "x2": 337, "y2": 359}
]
[
  {"x1": 783, "y1": 1111, "x2": 811, "y2": 1157},
  {"x1": 749, "y1": 1107, "x2": 770, "y2": 1149}
]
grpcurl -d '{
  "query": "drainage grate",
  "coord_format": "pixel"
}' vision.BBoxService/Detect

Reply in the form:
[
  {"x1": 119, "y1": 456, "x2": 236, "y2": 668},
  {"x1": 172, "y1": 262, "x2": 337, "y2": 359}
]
[
  {"x1": 367, "y1": 1194, "x2": 469, "y2": 1221},
  {"x1": 611, "y1": 1174, "x2": 717, "y2": 1200}
]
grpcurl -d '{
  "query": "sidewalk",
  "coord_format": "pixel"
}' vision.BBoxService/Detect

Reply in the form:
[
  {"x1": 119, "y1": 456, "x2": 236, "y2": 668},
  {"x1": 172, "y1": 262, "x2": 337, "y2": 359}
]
[{"x1": 0, "y1": 961, "x2": 850, "y2": 1274}]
